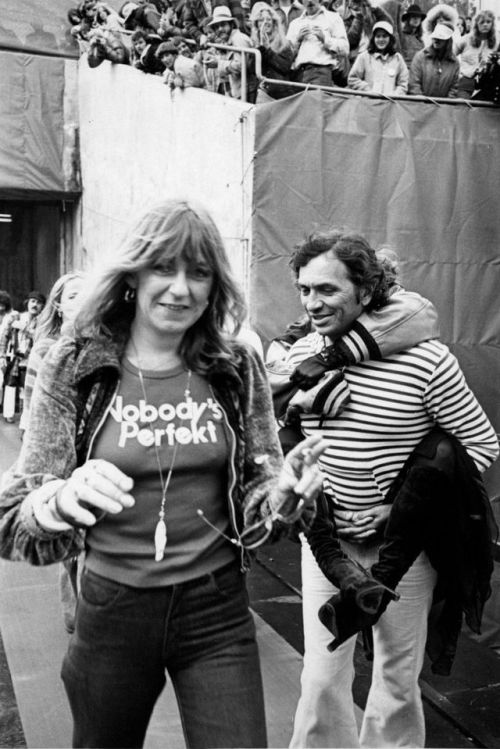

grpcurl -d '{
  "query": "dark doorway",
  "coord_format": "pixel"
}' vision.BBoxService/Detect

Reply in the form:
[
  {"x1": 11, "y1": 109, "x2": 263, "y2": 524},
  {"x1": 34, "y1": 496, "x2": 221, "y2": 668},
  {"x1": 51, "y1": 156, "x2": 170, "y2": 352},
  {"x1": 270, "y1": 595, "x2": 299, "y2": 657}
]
[{"x1": 0, "y1": 201, "x2": 61, "y2": 310}]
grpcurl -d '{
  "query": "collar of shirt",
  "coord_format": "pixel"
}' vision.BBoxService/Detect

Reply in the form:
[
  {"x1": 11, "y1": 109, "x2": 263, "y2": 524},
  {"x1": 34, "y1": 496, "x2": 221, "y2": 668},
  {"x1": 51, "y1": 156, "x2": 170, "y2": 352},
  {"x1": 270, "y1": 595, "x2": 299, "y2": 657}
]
[
  {"x1": 299, "y1": 6, "x2": 326, "y2": 20},
  {"x1": 374, "y1": 51, "x2": 390, "y2": 60}
]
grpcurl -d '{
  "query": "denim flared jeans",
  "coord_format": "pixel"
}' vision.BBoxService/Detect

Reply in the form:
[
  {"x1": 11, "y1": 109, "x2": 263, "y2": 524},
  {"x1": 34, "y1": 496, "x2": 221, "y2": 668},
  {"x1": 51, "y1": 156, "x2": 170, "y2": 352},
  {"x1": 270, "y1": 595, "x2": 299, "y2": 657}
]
[{"x1": 61, "y1": 562, "x2": 267, "y2": 749}]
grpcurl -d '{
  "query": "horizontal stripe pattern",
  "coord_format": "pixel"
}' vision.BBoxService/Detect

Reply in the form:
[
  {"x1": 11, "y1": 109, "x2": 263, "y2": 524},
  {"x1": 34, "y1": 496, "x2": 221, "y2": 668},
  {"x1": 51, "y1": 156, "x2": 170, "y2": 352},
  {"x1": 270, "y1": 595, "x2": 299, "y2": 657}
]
[{"x1": 288, "y1": 334, "x2": 499, "y2": 510}]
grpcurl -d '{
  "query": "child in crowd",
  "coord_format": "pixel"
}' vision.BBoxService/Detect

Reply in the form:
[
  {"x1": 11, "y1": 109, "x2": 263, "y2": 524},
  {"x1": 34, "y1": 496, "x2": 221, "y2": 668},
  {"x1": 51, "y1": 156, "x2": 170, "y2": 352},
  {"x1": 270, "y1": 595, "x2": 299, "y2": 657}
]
[{"x1": 348, "y1": 21, "x2": 409, "y2": 95}]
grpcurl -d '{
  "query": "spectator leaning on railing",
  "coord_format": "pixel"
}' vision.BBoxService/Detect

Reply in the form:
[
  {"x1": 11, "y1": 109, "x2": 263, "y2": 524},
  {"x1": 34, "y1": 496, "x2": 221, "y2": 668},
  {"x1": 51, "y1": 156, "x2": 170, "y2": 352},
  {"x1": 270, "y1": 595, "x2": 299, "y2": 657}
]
[
  {"x1": 87, "y1": 27, "x2": 130, "y2": 66},
  {"x1": 348, "y1": 20, "x2": 409, "y2": 95},
  {"x1": 172, "y1": 38, "x2": 206, "y2": 88},
  {"x1": 409, "y1": 23, "x2": 459, "y2": 98},
  {"x1": 134, "y1": 31, "x2": 165, "y2": 72},
  {"x1": 202, "y1": 6, "x2": 256, "y2": 100}
]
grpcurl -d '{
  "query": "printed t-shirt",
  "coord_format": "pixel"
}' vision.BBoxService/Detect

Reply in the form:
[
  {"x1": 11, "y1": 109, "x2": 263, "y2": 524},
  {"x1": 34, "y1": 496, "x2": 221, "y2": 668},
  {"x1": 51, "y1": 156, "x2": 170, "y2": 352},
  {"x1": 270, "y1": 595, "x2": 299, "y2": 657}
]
[{"x1": 85, "y1": 359, "x2": 235, "y2": 587}]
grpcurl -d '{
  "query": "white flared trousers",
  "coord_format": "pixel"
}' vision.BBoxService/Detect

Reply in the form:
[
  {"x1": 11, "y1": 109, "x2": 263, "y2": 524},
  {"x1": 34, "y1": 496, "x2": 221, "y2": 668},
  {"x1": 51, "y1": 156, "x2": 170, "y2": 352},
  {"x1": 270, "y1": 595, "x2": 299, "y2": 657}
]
[{"x1": 290, "y1": 538, "x2": 437, "y2": 748}]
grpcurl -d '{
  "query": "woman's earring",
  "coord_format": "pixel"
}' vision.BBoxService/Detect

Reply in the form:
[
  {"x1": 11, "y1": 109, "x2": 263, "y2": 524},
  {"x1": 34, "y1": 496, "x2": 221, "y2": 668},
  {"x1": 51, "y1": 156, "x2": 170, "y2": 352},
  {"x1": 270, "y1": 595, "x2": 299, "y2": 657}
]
[{"x1": 124, "y1": 287, "x2": 136, "y2": 303}]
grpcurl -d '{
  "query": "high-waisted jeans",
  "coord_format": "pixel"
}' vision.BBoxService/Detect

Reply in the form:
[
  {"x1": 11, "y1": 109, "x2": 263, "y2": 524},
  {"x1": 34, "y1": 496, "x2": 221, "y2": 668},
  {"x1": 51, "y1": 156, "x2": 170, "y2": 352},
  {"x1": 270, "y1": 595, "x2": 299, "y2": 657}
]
[{"x1": 62, "y1": 562, "x2": 267, "y2": 749}]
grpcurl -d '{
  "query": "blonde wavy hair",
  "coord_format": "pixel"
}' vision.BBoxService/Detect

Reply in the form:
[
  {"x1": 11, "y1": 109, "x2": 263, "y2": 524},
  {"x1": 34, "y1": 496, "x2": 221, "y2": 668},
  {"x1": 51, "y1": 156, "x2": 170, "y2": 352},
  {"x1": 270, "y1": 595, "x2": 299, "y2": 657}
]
[
  {"x1": 35, "y1": 272, "x2": 84, "y2": 342},
  {"x1": 249, "y1": 2, "x2": 289, "y2": 53},
  {"x1": 75, "y1": 199, "x2": 247, "y2": 376}
]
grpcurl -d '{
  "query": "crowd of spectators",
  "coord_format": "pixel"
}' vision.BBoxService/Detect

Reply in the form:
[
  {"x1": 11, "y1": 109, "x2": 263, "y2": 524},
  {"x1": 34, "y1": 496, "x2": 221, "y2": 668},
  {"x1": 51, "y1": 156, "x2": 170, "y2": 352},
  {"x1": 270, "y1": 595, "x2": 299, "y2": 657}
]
[
  {"x1": 0, "y1": 290, "x2": 46, "y2": 423},
  {"x1": 65, "y1": 0, "x2": 500, "y2": 104}
]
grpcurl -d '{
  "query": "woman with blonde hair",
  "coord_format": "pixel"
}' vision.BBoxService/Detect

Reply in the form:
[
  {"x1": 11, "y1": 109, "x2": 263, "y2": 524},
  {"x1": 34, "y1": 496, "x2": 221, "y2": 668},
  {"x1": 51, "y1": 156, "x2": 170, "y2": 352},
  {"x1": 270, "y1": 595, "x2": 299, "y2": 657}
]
[
  {"x1": 0, "y1": 198, "x2": 326, "y2": 748},
  {"x1": 19, "y1": 272, "x2": 84, "y2": 633},
  {"x1": 456, "y1": 9, "x2": 497, "y2": 98},
  {"x1": 249, "y1": 1, "x2": 295, "y2": 102},
  {"x1": 20, "y1": 272, "x2": 84, "y2": 432}
]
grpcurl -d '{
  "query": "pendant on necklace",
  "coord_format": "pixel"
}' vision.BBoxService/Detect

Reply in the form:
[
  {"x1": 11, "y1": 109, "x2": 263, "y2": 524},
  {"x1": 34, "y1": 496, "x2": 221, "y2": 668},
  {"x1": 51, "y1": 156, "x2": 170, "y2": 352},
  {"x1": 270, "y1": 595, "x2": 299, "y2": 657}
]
[{"x1": 154, "y1": 518, "x2": 167, "y2": 562}]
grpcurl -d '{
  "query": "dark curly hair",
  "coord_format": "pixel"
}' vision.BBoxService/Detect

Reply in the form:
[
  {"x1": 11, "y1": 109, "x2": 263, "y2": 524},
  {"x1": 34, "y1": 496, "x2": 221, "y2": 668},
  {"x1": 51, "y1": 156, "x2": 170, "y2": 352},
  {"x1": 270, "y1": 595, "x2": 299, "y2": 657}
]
[{"x1": 289, "y1": 230, "x2": 391, "y2": 311}]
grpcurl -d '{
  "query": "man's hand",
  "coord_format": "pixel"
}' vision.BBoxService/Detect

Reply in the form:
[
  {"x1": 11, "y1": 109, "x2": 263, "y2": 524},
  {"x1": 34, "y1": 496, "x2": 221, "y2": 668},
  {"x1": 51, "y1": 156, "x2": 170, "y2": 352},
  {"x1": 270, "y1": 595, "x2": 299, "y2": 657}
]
[
  {"x1": 297, "y1": 25, "x2": 311, "y2": 43},
  {"x1": 311, "y1": 25, "x2": 325, "y2": 43},
  {"x1": 334, "y1": 505, "x2": 391, "y2": 544},
  {"x1": 203, "y1": 53, "x2": 218, "y2": 68}
]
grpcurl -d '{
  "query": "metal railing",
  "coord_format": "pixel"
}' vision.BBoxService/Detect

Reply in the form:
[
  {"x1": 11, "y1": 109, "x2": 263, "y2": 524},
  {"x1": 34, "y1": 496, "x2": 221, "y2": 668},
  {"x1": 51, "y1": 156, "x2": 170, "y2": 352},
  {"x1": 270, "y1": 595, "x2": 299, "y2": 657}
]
[
  {"x1": 8, "y1": 31, "x2": 493, "y2": 109},
  {"x1": 208, "y1": 42, "x2": 497, "y2": 108}
]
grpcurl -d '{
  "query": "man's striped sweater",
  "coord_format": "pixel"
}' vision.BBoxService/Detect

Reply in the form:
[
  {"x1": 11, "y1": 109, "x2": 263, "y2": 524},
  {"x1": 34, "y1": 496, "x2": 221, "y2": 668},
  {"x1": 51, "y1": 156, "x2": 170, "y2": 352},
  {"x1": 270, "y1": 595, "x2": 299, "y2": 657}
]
[{"x1": 287, "y1": 334, "x2": 499, "y2": 511}]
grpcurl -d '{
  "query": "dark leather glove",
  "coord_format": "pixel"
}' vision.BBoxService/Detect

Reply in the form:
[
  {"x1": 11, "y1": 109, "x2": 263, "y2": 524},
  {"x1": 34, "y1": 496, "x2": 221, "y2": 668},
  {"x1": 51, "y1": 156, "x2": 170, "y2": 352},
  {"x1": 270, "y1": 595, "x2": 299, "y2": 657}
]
[{"x1": 290, "y1": 346, "x2": 347, "y2": 390}]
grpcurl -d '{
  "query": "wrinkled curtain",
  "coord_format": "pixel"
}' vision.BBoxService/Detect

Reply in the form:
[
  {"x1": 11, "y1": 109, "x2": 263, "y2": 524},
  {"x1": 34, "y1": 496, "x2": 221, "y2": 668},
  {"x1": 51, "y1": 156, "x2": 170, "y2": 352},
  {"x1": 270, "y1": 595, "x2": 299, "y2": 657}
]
[{"x1": 252, "y1": 90, "x2": 500, "y2": 487}]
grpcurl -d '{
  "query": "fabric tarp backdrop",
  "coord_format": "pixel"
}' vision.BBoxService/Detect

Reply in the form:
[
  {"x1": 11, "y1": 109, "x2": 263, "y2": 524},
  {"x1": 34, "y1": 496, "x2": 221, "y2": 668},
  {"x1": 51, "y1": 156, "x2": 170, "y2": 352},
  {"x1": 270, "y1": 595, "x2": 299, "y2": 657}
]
[
  {"x1": 251, "y1": 90, "x2": 500, "y2": 491},
  {"x1": 0, "y1": 52, "x2": 80, "y2": 199}
]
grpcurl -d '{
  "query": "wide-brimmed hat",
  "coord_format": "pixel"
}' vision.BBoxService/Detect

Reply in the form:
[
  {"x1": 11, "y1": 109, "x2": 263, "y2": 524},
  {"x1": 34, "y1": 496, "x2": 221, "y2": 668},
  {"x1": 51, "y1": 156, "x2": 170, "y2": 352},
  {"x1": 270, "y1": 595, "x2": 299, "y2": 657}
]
[
  {"x1": 372, "y1": 20, "x2": 394, "y2": 35},
  {"x1": 431, "y1": 22, "x2": 454, "y2": 40},
  {"x1": 401, "y1": 4, "x2": 426, "y2": 21},
  {"x1": 208, "y1": 6, "x2": 237, "y2": 27}
]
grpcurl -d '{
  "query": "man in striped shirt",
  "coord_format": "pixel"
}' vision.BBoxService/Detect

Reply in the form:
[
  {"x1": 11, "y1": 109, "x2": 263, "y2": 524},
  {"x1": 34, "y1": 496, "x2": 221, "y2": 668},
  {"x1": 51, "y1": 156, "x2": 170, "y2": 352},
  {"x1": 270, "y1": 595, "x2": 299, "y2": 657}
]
[{"x1": 288, "y1": 230, "x2": 499, "y2": 748}]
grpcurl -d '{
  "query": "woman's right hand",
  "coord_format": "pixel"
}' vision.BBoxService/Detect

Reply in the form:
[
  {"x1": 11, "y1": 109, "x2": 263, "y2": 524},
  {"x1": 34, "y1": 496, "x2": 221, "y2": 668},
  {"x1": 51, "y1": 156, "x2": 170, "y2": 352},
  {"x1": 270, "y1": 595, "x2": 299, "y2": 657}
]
[{"x1": 55, "y1": 459, "x2": 135, "y2": 528}]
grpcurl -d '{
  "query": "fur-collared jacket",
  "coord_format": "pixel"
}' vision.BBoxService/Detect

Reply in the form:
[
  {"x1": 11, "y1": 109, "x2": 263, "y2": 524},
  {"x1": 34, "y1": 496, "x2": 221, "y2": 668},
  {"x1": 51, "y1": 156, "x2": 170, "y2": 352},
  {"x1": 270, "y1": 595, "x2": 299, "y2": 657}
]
[
  {"x1": 422, "y1": 3, "x2": 461, "y2": 49},
  {"x1": 0, "y1": 333, "x2": 293, "y2": 568}
]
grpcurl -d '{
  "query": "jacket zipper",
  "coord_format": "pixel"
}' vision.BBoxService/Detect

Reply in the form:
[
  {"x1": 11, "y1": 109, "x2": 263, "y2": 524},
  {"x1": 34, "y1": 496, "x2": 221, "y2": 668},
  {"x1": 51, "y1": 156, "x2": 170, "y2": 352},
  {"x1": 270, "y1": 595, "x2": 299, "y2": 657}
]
[
  {"x1": 85, "y1": 380, "x2": 120, "y2": 462},
  {"x1": 209, "y1": 385, "x2": 248, "y2": 572}
]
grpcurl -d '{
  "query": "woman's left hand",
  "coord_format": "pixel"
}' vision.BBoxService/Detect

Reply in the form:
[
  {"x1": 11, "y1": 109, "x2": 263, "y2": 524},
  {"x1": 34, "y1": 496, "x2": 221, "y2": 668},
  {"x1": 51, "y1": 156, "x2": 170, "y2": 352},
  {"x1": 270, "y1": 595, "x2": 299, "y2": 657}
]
[{"x1": 272, "y1": 435, "x2": 327, "y2": 520}]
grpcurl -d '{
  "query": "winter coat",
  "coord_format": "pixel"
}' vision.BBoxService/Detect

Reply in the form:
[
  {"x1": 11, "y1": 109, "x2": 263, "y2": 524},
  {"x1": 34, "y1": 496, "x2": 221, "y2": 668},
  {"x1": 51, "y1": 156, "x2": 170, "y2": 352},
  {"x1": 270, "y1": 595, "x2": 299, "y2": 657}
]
[
  {"x1": 409, "y1": 46, "x2": 459, "y2": 97},
  {"x1": 348, "y1": 50, "x2": 409, "y2": 95},
  {"x1": 0, "y1": 333, "x2": 301, "y2": 568}
]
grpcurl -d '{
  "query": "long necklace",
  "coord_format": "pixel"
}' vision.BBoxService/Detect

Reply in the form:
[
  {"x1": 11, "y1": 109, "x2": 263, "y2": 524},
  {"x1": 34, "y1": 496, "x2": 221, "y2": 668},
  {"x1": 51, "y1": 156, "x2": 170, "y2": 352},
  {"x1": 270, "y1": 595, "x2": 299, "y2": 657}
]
[{"x1": 131, "y1": 343, "x2": 192, "y2": 562}]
